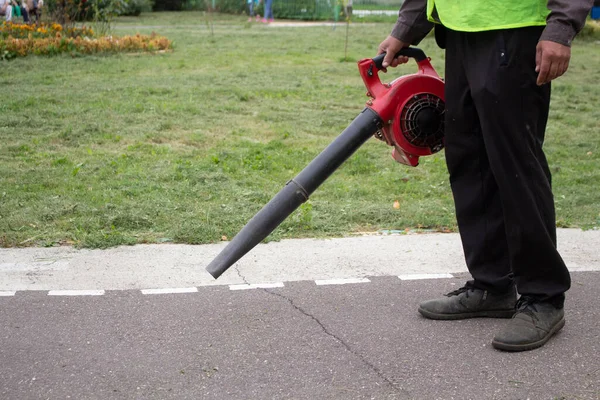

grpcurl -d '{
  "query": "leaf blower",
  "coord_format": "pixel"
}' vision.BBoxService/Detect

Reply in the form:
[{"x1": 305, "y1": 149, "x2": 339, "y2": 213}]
[{"x1": 206, "y1": 48, "x2": 445, "y2": 279}]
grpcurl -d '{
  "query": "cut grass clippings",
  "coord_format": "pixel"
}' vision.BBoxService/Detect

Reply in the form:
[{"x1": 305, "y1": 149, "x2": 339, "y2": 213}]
[{"x1": 0, "y1": 12, "x2": 599, "y2": 248}]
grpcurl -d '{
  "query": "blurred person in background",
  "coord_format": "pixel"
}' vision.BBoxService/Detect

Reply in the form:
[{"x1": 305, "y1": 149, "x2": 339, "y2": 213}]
[
  {"x1": 262, "y1": 0, "x2": 273, "y2": 23},
  {"x1": 0, "y1": 0, "x2": 13, "y2": 21}
]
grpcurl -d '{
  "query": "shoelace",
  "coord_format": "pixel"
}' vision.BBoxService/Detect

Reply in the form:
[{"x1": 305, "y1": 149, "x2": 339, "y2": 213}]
[
  {"x1": 445, "y1": 283, "x2": 475, "y2": 298},
  {"x1": 515, "y1": 296, "x2": 539, "y2": 321}
]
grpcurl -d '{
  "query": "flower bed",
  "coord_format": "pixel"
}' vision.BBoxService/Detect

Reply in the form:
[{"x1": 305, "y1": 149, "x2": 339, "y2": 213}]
[
  {"x1": 0, "y1": 22, "x2": 94, "y2": 39},
  {"x1": 1, "y1": 22, "x2": 172, "y2": 59}
]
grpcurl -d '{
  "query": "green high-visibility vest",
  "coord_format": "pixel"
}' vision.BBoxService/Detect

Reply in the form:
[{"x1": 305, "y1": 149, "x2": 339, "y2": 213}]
[{"x1": 427, "y1": 0, "x2": 549, "y2": 32}]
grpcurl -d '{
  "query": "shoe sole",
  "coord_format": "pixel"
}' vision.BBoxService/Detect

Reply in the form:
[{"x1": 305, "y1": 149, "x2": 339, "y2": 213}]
[
  {"x1": 491, "y1": 317, "x2": 565, "y2": 352},
  {"x1": 418, "y1": 307, "x2": 515, "y2": 320}
]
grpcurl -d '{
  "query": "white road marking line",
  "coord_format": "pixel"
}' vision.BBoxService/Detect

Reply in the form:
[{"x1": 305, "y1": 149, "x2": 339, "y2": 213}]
[
  {"x1": 141, "y1": 287, "x2": 198, "y2": 295},
  {"x1": 48, "y1": 290, "x2": 105, "y2": 296},
  {"x1": 315, "y1": 278, "x2": 371, "y2": 285},
  {"x1": 0, "y1": 274, "x2": 465, "y2": 296},
  {"x1": 229, "y1": 282, "x2": 285, "y2": 291},
  {"x1": 398, "y1": 273, "x2": 455, "y2": 280}
]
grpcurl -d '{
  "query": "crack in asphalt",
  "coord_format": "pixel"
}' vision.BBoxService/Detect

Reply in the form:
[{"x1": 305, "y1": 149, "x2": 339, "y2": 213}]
[
  {"x1": 234, "y1": 266, "x2": 408, "y2": 397},
  {"x1": 264, "y1": 289, "x2": 407, "y2": 396}
]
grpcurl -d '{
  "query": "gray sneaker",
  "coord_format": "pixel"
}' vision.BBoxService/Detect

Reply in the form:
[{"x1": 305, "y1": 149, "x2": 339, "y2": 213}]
[
  {"x1": 418, "y1": 283, "x2": 517, "y2": 320},
  {"x1": 492, "y1": 297, "x2": 565, "y2": 352}
]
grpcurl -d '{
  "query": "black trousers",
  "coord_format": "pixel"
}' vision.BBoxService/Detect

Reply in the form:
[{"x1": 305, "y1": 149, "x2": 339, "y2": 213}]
[{"x1": 444, "y1": 27, "x2": 570, "y2": 306}]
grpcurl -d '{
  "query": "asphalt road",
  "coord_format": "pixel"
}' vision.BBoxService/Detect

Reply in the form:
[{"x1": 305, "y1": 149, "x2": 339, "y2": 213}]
[
  {"x1": 1, "y1": 230, "x2": 599, "y2": 399},
  {"x1": 1, "y1": 274, "x2": 600, "y2": 399}
]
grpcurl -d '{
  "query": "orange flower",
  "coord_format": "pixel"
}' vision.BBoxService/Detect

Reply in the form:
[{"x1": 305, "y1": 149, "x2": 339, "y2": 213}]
[{"x1": 1, "y1": 33, "x2": 172, "y2": 58}]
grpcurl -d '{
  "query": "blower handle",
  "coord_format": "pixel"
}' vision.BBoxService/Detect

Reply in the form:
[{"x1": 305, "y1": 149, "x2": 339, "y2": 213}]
[{"x1": 371, "y1": 48, "x2": 427, "y2": 70}]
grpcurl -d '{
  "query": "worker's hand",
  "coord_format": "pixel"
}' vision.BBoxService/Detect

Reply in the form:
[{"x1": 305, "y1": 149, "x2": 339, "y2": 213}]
[
  {"x1": 377, "y1": 35, "x2": 410, "y2": 71},
  {"x1": 535, "y1": 40, "x2": 571, "y2": 86}
]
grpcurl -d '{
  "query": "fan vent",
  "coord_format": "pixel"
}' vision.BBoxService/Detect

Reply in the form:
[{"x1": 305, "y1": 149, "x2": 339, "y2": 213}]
[{"x1": 399, "y1": 93, "x2": 445, "y2": 152}]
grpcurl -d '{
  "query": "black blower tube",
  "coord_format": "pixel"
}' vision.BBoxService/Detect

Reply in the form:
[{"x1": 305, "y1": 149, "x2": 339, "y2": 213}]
[{"x1": 206, "y1": 108, "x2": 383, "y2": 279}]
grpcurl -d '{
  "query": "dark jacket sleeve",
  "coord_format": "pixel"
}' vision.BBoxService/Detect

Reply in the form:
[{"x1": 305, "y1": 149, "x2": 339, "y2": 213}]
[
  {"x1": 540, "y1": 0, "x2": 594, "y2": 46},
  {"x1": 390, "y1": 0, "x2": 433, "y2": 45}
]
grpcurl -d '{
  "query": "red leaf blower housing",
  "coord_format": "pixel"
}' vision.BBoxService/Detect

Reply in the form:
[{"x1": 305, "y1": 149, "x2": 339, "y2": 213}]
[
  {"x1": 206, "y1": 48, "x2": 445, "y2": 279},
  {"x1": 359, "y1": 48, "x2": 445, "y2": 166}
]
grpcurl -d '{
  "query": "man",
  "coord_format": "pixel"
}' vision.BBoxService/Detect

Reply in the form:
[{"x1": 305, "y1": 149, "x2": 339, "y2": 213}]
[{"x1": 378, "y1": 0, "x2": 593, "y2": 352}]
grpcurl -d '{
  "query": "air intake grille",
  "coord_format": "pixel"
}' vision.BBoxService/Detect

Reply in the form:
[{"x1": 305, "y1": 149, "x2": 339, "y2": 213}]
[{"x1": 399, "y1": 93, "x2": 445, "y2": 152}]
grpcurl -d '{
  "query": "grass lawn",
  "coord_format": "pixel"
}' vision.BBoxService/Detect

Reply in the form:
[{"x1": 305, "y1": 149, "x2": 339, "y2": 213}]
[{"x1": 1, "y1": 12, "x2": 599, "y2": 248}]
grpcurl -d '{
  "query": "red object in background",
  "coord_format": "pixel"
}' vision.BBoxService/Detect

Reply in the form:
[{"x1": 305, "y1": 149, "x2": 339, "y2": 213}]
[{"x1": 358, "y1": 52, "x2": 445, "y2": 166}]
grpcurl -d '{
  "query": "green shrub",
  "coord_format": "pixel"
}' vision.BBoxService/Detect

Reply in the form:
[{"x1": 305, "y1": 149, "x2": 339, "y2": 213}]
[
  {"x1": 44, "y1": 0, "x2": 149, "y2": 21},
  {"x1": 153, "y1": 0, "x2": 183, "y2": 11},
  {"x1": 181, "y1": 0, "x2": 207, "y2": 10},
  {"x1": 216, "y1": 0, "x2": 244, "y2": 13},
  {"x1": 180, "y1": 0, "x2": 244, "y2": 13},
  {"x1": 44, "y1": 0, "x2": 90, "y2": 24},
  {"x1": 250, "y1": 0, "x2": 335, "y2": 19},
  {"x1": 122, "y1": 0, "x2": 153, "y2": 15}
]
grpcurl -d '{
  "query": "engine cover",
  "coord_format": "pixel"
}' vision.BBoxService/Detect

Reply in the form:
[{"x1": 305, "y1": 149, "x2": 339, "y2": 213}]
[{"x1": 358, "y1": 51, "x2": 445, "y2": 166}]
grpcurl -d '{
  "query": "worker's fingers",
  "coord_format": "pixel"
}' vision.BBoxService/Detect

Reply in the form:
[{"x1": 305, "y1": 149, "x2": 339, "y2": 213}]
[
  {"x1": 548, "y1": 59, "x2": 561, "y2": 83},
  {"x1": 378, "y1": 36, "x2": 408, "y2": 69},
  {"x1": 391, "y1": 55, "x2": 410, "y2": 67},
  {"x1": 382, "y1": 49, "x2": 400, "y2": 69},
  {"x1": 558, "y1": 59, "x2": 570, "y2": 79},
  {"x1": 536, "y1": 54, "x2": 550, "y2": 86},
  {"x1": 536, "y1": 40, "x2": 571, "y2": 86}
]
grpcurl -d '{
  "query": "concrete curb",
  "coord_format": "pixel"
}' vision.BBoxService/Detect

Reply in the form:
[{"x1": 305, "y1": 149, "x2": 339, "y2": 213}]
[{"x1": 1, "y1": 229, "x2": 599, "y2": 291}]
